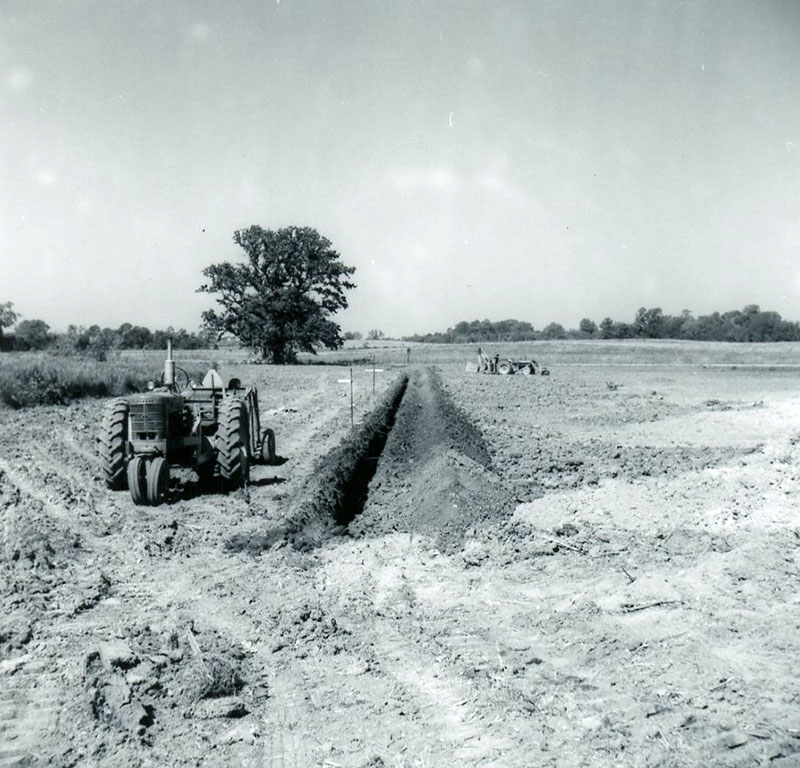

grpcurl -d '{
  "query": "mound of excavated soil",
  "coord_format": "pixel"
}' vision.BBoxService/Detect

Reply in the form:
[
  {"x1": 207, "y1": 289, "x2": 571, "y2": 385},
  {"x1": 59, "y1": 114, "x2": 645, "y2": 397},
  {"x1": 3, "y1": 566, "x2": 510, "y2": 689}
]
[{"x1": 351, "y1": 368, "x2": 515, "y2": 551}]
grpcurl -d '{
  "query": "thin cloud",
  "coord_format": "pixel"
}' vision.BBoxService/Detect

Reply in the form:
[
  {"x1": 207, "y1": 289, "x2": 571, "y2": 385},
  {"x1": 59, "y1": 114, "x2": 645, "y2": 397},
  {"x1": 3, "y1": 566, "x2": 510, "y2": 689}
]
[
  {"x1": 466, "y1": 56, "x2": 486, "y2": 76},
  {"x1": 384, "y1": 167, "x2": 458, "y2": 192},
  {"x1": 187, "y1": 22, "x2": 211, "y2": 42},
  {"x1": 7, "y1": 67, "x2": 34, "y2": 92},
  {"x1": 34, "y1": 168, "x2": 56, "y2": 188}
]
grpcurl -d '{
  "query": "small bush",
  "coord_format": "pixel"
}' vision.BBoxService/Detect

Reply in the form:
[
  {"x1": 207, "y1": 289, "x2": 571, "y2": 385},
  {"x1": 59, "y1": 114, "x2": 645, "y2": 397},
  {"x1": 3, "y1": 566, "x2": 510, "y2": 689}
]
[{"x1": 187, "y1": 654, "x2": 245, "y2": 700}]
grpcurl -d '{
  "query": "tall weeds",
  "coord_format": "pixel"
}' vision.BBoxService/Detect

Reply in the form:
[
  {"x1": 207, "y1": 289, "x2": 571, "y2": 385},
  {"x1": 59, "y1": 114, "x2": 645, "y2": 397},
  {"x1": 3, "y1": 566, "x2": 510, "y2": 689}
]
[{"x1": 0, "y1": 354, "x2": 208, "y2": 408}]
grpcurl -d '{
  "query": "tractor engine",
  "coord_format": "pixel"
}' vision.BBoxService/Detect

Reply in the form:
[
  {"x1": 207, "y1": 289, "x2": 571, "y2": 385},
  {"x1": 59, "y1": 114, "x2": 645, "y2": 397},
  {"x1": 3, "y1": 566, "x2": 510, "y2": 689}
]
[{"x1": 127, "y1": 392, "x2": 190, "y2": 456}]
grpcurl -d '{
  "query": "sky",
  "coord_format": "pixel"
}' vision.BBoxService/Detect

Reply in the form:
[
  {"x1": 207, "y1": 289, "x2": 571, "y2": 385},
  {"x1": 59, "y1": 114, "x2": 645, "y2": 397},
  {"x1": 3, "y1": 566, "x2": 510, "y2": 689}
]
[{"x1": 2, "y1": 0, "x2": 799, "y2": 337}]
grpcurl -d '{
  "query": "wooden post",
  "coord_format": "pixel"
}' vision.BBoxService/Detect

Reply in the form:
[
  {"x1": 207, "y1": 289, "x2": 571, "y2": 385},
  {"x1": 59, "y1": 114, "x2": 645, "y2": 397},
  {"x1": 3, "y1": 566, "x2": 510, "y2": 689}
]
[
  {"x1": 349, "y1": 366, "x2": 354, "y2": 427},
  {"x1": 372, "y1": 354, "x2": 376, "y2": 395}
]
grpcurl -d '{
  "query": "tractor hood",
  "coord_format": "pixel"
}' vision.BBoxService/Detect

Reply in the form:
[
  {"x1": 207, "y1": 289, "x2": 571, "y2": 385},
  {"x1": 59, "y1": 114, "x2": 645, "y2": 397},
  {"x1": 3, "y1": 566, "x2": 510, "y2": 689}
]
[{"x1": 127, "y1": 391, "x2": 183, "y2": 406}]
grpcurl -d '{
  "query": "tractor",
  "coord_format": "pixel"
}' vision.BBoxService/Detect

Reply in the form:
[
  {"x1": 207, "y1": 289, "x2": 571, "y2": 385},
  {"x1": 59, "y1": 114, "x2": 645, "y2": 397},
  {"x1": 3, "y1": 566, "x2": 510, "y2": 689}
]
[
  {"x1": 467, "y1": 348, "x2": 550, "y2": 376},
  {"x1": 97, "y1": 341, "x2": 276, "y2": 506}
]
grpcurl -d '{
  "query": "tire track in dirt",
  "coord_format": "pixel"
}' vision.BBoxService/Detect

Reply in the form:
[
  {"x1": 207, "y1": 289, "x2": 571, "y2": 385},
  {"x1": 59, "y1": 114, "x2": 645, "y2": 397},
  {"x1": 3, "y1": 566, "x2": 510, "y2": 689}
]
[
  {"x1": 315, "y1": 537, "x2": 542, "y2": 765},
  {"x1": 0, "y1": 457, "x2": 81, "y2": 527},
  {"x1": 368, "y1": 618, "x2": 521, "y2": 764},
  {"x1": 0, "y1": 417, "x2": 202, "y2": 764},
  {"x1": 130, "y1": 558, "x2": 314, "y2": 767},
  {"x1": 0, "y1": 656, "x2": 63, "y2": 768},
  {"x1": 0, "y1": 461, "x2": 83, "y2": 767}
]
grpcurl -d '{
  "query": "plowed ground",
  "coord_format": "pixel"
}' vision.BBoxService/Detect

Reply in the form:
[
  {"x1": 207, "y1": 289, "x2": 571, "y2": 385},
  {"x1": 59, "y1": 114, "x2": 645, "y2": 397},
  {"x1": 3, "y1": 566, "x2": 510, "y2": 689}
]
[{"x1": 2, "y1": 362, "x2": 800, "y2": 767}]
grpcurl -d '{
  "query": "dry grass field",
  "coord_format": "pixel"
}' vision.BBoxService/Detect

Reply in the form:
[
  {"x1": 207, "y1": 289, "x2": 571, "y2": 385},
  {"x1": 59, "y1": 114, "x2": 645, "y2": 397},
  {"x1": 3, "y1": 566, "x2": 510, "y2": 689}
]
[
  {"x1": 323, "y1": 338, "x2": 800, "y2": 368},
  {"x1": 1, "y1": 340, "x2": 800, "y2": 766}
]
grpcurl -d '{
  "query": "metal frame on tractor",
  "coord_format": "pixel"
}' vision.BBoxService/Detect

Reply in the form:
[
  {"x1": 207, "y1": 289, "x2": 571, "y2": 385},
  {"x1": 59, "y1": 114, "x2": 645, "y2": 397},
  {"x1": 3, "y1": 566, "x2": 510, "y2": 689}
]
[{"x1": 472, "y1": 348, "x2": 550, "y2": 376}]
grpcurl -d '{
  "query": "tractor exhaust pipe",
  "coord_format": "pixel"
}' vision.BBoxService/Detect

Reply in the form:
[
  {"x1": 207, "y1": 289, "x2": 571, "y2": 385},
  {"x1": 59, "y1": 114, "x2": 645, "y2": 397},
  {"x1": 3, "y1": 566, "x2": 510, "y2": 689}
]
[{"x1": 164, "y1": 339, "x2": 175, "y2": 387}]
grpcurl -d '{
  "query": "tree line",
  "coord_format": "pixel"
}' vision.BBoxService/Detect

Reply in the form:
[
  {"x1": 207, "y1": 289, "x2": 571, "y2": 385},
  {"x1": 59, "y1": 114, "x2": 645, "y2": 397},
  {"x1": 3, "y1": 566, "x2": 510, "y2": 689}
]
[
  {"x1": 0, "y1": 309, "x2": 216, "y2": 358},
  {"x1": 404, "y1": 319, "x2": 538, "y2": 344},
  {"x1": 404, "y1": 306, "x2": 800, "y2": 344}
]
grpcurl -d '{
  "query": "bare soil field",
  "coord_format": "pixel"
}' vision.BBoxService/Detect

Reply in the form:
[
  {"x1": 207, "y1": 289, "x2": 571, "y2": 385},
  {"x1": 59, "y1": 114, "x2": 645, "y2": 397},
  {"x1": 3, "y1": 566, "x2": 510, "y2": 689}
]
[{"x1": 2, "y1": 350, "x2": 800, "y2": 767}]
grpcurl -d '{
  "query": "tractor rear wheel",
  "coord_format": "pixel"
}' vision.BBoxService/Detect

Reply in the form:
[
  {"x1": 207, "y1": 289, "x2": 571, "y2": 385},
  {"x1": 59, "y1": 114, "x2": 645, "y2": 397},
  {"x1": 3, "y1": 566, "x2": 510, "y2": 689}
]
[
  {"x1": 216, "y1": 398, "x2": 250, "y2": 488},
  {"x1": 99, "y1": 398, "x2": 129, "y2": 490},
  {"x1": 146, "y1": 457, "x2": 170, "y2": 506},
  {"x1": 127, "y1": 456, "x2": 148, "y2": 505},
  {"x1": 260, "y1": 428, "x2": 276, "y2": 464},
  {"x1": 497, "y1": 360, "x2": 514, "y2": 375}
]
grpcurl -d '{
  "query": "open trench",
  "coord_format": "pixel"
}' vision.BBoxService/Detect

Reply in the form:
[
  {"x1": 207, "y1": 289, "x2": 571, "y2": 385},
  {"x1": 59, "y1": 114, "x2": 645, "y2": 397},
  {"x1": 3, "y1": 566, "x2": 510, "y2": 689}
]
[
  {"x1": 284, "y1": 367, "x2": 514, "y2": 551},
  {"x1": 332, "y1": 374, "x2": 409, "y2": 525}
]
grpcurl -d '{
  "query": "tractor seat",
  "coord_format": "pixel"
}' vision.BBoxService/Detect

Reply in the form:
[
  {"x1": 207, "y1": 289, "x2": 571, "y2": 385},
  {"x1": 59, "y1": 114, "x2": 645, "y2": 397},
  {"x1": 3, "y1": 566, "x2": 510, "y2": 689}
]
[
  {"x1": 227, "y1": 377, "x2": 242, "y2": 390},
  {"x1": 202, "y1": 369, "x2": 224, "y2": 390}
]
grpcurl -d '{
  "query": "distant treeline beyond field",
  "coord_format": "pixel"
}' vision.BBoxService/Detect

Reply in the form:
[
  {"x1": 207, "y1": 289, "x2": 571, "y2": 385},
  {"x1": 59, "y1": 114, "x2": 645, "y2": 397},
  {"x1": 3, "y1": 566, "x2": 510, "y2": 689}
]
[
  {"x1": 1, "y1": 322, "x2": 216, "y2": 356},
  {"x1": 404, "y1": 306, "x2": 800, "y2": 344}
]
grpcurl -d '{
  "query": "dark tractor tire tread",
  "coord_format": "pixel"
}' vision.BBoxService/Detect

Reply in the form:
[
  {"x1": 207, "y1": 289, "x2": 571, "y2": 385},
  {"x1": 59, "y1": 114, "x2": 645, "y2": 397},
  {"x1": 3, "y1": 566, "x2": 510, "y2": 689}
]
[
  {"x1": 248, "y1": 393, "x2": 261, "y2": 459},
  {"x1": 146, "y1": 457, "x2": 169, "y2": 506},
  {"x1": 99, "y1": 398, "x2": 129, "y2": 490},
  {"x1": 261, "y1": 428, "x2": 276, "y2": 464},
  {"x1": 127, "y1": 457, "x2": 148, "y2": 506},
  {"x1": 216, "y1": 398, "x2": 249, "y2": 487}
]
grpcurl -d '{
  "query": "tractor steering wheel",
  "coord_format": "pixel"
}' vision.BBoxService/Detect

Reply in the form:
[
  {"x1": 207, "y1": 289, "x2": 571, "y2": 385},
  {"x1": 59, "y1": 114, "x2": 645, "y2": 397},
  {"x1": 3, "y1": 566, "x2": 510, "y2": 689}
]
[
  {"x1": 174, "y1": 366, "x2": 190, "y2": 389},
  {"x1": 159, "y1": 367, "x2": 190, "y2": 389}
]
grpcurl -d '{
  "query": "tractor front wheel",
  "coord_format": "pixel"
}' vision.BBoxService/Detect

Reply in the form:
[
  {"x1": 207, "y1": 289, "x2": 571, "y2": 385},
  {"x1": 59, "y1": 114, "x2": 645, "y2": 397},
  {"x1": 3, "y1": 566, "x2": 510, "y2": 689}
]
[
  {"x1": 127, "y1": 456, "x2": 148, "y2": 505},
  {"x1": 146, "y1": 457, "x2": 170, "y2": 506},
  {"x1": 216, "y1": 398, "x2": 250, "y2": 488},
  {"x1": 260, "y1": 428, "x2": 276, "y2": 464},
  {"x1": 99, "y1": 398, "x2": 129, "y2": 490}
]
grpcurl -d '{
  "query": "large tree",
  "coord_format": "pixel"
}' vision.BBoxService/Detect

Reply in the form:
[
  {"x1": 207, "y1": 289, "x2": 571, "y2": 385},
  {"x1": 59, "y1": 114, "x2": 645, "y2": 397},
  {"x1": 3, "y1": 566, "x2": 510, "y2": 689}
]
[{"x1": 199, "y1": 226, "x2": 356, "y2": 362}]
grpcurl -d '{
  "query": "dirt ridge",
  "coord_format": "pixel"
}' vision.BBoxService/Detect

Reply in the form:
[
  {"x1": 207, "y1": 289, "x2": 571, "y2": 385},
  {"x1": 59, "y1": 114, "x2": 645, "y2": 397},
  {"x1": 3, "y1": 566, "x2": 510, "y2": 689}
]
[{"x1": 351, "y1": 367, "x2": 515, "y2": 551}]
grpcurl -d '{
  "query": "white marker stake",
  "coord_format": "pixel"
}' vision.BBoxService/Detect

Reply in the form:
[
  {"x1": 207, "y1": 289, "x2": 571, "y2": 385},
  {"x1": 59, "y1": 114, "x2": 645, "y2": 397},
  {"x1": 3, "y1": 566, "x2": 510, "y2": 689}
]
[{"x1": 350, "y1": 366, "x2": 354, "y2": 427}]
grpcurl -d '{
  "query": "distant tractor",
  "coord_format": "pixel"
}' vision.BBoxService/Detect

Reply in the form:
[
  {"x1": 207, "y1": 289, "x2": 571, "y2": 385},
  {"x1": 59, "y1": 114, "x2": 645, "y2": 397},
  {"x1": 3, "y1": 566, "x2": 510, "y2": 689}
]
[
  {"x1": 466, "y1": 347, "x2": 550, "y2": 376},
  {"x1": 98, "y1": 342, "x2": 276, "y2": 506}
]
